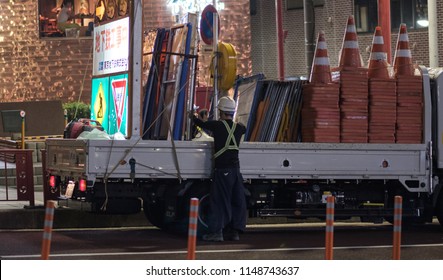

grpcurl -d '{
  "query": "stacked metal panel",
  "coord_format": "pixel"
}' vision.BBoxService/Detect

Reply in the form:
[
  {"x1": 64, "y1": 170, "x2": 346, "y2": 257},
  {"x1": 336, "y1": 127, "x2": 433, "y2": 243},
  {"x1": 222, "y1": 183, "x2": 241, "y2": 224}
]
[
  {"x1": 301, "y1": 83, "x2": 340, "y2": 142},
  {"x1": 233, "y1": 74, "x2": 264, "y2": 137},
  {"x1": 396, "y1": 75, "x2": 423, "y2": 143},
  {"x1": 237, "y1": 79, "x2": 305, "y2": 142},
  {"x1": 142, "y1": 23, "x2": 196, "y2": 140}
]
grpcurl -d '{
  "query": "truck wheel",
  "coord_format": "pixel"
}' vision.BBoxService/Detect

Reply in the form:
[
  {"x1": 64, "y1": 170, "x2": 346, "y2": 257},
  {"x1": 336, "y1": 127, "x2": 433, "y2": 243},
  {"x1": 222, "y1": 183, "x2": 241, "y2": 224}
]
[
  {"x1": 384, "y1": 189, "x2": 415, "y2": 227},
  {"x1": 181, "y1": 180, "x2": 211, "y2": 236},
  {"x1": 143, "y1": 199, "x2": 165, "y2": 228},
  {"x1": 196, "y1": 193, "x2": 211, "y2": 235},
  {"x1": 142, "y1": 191, "x2": 165, "y2": 229}
]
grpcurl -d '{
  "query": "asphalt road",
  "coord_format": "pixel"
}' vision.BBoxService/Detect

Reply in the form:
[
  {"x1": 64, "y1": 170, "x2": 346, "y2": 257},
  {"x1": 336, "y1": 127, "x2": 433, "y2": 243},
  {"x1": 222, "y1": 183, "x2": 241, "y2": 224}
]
[{"x1": 1, "y1": 220, "x2": 442, "y2": 260}]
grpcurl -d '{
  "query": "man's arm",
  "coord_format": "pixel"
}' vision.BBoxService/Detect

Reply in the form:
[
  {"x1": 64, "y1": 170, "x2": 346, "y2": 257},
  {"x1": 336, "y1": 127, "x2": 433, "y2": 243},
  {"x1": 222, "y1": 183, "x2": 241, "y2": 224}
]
[{"x1": 193, "y1": 116, "x2": 205, "y2": 128}]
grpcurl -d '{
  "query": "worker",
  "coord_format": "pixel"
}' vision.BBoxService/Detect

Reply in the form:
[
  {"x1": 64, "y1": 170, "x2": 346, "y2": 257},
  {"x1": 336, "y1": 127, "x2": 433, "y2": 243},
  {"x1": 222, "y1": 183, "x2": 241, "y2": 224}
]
[
  {"x1": 191, "y1": 96, "x2": 247, "y2": 241},
  {"x1": 196, "y1": 108, "x2": 213, "y2": 138},
  {"x1": 198, "y1": 108, "x2": 209, "y2": 122},
  {"x1": 52, "y1": 1, "x2": 80, "y2": 33}
]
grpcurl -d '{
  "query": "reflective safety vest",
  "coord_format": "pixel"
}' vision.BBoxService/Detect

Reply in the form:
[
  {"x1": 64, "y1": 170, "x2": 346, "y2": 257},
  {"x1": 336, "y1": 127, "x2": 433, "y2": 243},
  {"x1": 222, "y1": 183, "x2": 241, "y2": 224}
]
[{"x1": 213, "y1": 120, "x2": 239, "y2": 158}]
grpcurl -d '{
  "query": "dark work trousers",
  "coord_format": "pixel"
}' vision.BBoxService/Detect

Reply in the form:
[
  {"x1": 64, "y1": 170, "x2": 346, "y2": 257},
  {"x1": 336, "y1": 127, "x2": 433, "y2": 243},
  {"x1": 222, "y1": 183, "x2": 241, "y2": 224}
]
[{"x1": 208, "y1": 167, "x2": 247, "y2": 233}]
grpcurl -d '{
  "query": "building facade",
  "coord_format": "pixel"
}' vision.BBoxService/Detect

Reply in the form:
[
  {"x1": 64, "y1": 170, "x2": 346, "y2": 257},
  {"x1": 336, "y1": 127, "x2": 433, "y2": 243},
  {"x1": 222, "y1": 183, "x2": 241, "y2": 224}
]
[
  {"x1": 251, "y1": 0, "x2": 443, "y2": 79},
  {"x1": 0, "y1": 0, "x2": 440, "y2": 103}
]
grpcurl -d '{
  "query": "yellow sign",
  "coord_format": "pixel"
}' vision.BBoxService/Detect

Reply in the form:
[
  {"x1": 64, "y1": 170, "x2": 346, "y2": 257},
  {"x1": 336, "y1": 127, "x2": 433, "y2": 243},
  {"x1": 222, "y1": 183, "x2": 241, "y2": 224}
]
[
  {"x1": 96, "y1": 0, "x2": 105, "y2": 21},
  {"x1": 94, "y1": 82, "x2": 106, "y2": 125}
]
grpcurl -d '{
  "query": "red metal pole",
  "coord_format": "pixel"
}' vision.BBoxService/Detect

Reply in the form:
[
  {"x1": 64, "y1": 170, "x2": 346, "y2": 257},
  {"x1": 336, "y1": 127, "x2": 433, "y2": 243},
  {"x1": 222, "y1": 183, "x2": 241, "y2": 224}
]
[
  {"x1": 325, "y1": 195, "x2": 334, "y2": 260},
  {"x1": 392, "y1": 196, "x2": 402, "y2": 260},
  {"x1": 41, "y1": 200, "x2": 56, "y2": 260},
  {"x1": 275, "y1": 0, "x2": 285, "y2": 81},
  {"x1": 378, "y1": 0, "x2": 392, "y2": 64},
  {"x1": 187, "y1": 198, "x2": 199, "y2": 260}
]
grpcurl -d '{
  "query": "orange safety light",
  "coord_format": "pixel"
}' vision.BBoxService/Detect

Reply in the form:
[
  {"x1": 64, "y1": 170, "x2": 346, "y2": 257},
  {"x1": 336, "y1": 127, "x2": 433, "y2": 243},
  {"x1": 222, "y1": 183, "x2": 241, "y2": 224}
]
[
  {"x1": 49, "y1": 176, "x2": 56, "y2": 188},
  {"x1": 79, "y1": 179, "x2": 87, "y2": 192}
]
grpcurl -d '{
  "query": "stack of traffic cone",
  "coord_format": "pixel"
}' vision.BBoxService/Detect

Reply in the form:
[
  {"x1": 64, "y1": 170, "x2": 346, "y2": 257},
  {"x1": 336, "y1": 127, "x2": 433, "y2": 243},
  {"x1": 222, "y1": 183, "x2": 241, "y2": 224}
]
[
  {"x1": 368, "y1": 26, "x2": 397, "y2": 143},
  {"x1": 338, "y1": 15, "x2": 368, "y2": 143},
  {"x1": 394, "y1": 24, "x2": 423, "y2": 143},
  {"x1": 302, "y1": 31, "x2": 340, "y2": 142}
]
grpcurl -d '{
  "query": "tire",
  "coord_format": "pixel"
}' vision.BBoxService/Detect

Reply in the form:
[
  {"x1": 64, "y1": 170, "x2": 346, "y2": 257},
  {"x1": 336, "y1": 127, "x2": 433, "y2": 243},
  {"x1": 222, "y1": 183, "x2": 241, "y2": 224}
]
[
  {"x1": 142, "y1": 181, "x2": 212, "y2": 234},
  {"x1": 180, "y1": 180, "x2": 211, "y2": 236},
  {"x1": 143, "y1": 198, "x2": 165, "y2": 228},
  {"x1": 142, "y1": 187, "x2": 166, "y2": 229},
  {"x1": 196, "y1": 193, "x2": 211, "y2": 235},
  {"x1": 142, "y1": 186, "x2": 166, "y2": 228},
  {"x1": 383, "y1": 187, "x2": 415, "y2": 227}
]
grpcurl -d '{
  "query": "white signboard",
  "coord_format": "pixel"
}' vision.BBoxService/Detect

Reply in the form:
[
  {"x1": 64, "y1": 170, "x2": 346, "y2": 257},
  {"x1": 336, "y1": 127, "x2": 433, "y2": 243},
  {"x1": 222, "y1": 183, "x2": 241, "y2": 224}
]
[{"x1": 93, "y1": 17, "x2": 130, "y2": 76}]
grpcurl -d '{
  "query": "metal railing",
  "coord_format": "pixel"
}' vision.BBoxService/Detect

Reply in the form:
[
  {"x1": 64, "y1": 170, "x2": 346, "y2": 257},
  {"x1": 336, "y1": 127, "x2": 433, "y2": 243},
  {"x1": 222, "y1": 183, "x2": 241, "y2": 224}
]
[{"x1": 0, "y1": 149, "x2": 35, "y2": 207}]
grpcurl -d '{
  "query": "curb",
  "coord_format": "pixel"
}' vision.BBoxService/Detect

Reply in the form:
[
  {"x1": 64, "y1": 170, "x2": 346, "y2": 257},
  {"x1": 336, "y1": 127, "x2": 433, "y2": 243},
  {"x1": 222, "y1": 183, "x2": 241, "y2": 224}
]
[{"x1": 0, "y1": 208, "x2": 149, "y2": 230}]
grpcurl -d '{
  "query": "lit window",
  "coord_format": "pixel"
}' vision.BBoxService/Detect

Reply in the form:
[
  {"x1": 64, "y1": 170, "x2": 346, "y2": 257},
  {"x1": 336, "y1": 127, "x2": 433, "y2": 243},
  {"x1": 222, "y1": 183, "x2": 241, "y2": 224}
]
[
  {"x1": 38, "y1": 0, "x2": 132, "y2": 38},
  {"x1": 354, "y1": 0, "x2": 378, "y2": 33},
  {"x1": 39, "y1": 0, "x2": 96, "y2": 38},
  {"x1": 354, "y1": 0, "x2": 428, "y2": 33}
]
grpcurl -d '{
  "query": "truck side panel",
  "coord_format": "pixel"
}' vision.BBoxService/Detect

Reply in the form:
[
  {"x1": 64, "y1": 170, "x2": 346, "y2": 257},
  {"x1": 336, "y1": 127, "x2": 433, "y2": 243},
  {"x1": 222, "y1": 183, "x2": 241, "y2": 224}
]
[{"x1": 46, "y1": 139, "x2": 430, "y2": 192}]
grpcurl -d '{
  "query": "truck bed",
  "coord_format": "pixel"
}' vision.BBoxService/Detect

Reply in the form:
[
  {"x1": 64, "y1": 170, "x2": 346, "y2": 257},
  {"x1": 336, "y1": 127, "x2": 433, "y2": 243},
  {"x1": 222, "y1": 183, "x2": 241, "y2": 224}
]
[{"x1": 46, "y1": 138, "x2": 430, "y2": 192}]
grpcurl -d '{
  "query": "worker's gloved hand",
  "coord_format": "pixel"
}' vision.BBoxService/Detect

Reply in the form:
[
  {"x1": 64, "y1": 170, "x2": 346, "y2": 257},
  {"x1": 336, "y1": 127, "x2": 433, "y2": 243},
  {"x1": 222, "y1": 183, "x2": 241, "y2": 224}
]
[{"x1": 188, "y1": 110, "x2": 198, "y2": 119}]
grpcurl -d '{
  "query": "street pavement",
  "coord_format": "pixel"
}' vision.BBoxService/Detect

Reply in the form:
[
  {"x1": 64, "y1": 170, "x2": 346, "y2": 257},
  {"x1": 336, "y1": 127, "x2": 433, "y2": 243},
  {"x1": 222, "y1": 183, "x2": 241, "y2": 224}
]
[{"x1": 0, "y1": 186, "x2": 149, "y2": 230}]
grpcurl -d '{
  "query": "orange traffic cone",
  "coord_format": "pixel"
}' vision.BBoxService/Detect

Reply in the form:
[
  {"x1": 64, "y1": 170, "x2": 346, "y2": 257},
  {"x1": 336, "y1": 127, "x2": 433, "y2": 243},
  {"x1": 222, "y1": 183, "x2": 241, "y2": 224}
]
[
  {"x1": 368, "y1": 26, "x2": 389, "y2": 79},
  {"x1": 339, "y1": 15, "x2": 362, "y2": 69},
  {"x1": 310, "y1": 31, "x2": 332, "y2": 84},
  {"x1": 393, "y1": 23, "x2": 414, "y2": 76}
]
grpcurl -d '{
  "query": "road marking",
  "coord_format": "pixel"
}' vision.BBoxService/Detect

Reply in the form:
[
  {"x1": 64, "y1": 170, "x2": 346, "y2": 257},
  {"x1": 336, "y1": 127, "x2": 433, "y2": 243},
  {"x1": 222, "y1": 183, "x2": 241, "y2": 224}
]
[{"x1": 3, "y1": 243, "x2": 443, "y2": 259}]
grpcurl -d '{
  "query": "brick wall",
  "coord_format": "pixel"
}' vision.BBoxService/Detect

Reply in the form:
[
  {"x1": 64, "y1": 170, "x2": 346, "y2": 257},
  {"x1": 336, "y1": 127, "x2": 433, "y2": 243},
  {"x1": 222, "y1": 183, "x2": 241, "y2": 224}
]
[
  {"x1": 143, "y1": 0, "x2": 252, "y2": 86},
  {"x1": 0, "y1": 0, "x2": 441, "y2": 104},
  {"x1": 251, "y1": 0, "x2": 443, "y2": 78},
  {"x1": 0, "y1": 0, "x2": 251, "y2": 104},
  {"x1": 0, "y1": 0, "x2": 93, "y2": 103}
]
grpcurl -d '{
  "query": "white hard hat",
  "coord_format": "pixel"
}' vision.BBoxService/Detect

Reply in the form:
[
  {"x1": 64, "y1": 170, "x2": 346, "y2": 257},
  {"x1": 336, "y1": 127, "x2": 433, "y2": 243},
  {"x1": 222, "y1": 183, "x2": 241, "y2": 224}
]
[{"x1": 217, "y1": 96, "x2": 236, "y2": 112}]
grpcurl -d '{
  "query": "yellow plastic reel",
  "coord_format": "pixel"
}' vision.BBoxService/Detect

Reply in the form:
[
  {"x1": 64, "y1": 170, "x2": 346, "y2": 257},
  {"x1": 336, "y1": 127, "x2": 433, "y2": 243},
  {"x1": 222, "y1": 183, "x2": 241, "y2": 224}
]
[{"x1": 211, "y1": 41, "x2": 237, "y2": 91}]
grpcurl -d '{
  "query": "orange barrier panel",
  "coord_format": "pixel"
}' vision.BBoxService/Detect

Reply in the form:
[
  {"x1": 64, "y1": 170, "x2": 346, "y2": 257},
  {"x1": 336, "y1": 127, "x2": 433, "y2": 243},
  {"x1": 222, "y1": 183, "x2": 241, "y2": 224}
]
[
  {"x1": 392, "y1": 196, "x2": 402, "y2": 260},
  {"x1": 41, "y1": 200, "x2": 56, "y2": 260},
  {"x1": 325, "y1": 195, "x2": 334, "y2": 260},
  {"x1": 187, "y1": 198, "x2": 199, "y2": 260}
]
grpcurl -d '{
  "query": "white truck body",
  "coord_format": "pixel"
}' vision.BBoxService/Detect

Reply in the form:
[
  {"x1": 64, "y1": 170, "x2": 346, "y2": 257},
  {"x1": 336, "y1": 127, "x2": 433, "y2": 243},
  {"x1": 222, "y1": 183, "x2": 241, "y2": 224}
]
[{"x1": 46, "y1": 140, "x2": 431, "y2": 192}]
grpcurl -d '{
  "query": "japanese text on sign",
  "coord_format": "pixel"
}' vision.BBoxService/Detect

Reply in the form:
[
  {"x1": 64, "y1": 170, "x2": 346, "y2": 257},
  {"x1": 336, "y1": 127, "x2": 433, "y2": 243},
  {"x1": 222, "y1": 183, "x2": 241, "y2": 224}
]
[{"x1": 93, "y1": 17, "x2": 130, "y2": 76}]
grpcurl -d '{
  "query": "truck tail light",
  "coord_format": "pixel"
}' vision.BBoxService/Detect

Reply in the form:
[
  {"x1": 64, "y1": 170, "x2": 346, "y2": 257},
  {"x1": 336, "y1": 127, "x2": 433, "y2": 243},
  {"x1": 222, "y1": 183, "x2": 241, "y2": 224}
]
[
  {"x1": 49, "y1": 176, "x2": 56, "y2": 188},
  {"x1": 79, "y1": 179, "x2": 87, "y2": 192}
]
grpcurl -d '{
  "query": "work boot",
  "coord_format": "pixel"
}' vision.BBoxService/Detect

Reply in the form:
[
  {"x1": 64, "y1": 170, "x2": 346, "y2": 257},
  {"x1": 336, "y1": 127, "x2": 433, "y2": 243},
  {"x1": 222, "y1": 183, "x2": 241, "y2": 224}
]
[
  {"x1": 224, "y1": 228, "x2": 240, "y2": 241},
  {"x1": 202, "y1": 231, "x2": 224, "y2": 242}
]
